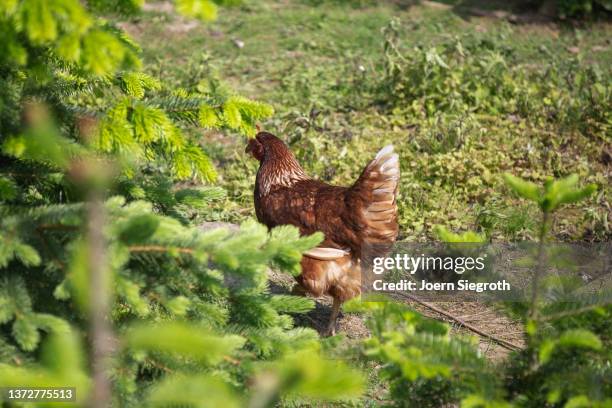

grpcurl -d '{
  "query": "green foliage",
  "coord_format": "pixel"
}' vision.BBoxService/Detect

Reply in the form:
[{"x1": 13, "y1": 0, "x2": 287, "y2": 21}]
[
  {"x1": 538, "y1": 329, "x2": 602, "y2": 364},
  {"x1": 500, "y1": 174, "x2": 611, "y2": 407},
  {"x1": 0, "y1": 330, "x2": 90, "y2": 404},
  {"x1": 0, "y1": 193, "x2": 357, "y2": 404},
  {"x1": 535, "y1": 0, "x2": 612, "y2": 18},
  {"x1": 269, "y1": 294, "x2": 316, "y2": 314},
  {"x1": 1, "y1": 0, "x2": 611, "y2": 406},
  {"x1": 381, "y1": 26, "x2": 611, "y2": 138},
  {"x1": 119, "y1": 72, "x2": 161, "y2": 99},
  {"x1": 505, "y1": 311, "x2": 612, "y2": 407},
  {"x1": 356, "y1": 301, "x2": 499, "y2": 407},
  {"x1": 147, "y1": 375, "x2": 241, "y2": 408},
  {"x1": 2, "y1": 289, "x2": 69, "y2": 352},
  {"x1": 382, "y1": 27, "x2": 517, "y2": 117},
  {"x1": 504, "y1": 173, "x2": 597, "y2": 213},
  {"x1": 251, "y1": 350, "x2": 365, "y2": 406},
  {"x1": 223, "y1": 96, "x2": 275, "y2": 137},
  {"x1": 0, "y1": 177, "x2": 18, "y2": 201},
  {"x1": 1, "y1": 0, "x2": 274, "y2": 188},
  {"x1": 125, "y1": 322, "x2": 246, "y2": 365},
  {"x1": 0, "y1": 0, "x2": 363, "y2": 406},
  {"x1": 203, "y1": 6, "x2": 608, "y2": 241},
  {"x1": 434, "y1": 225, "x2": 486, "y2": 243},
  {"x1": 175, "y1": 0, "x2": 219, "y2": 21},
  {"x1": 351, "y1": 174, "x2": 611, "y2": 407}
]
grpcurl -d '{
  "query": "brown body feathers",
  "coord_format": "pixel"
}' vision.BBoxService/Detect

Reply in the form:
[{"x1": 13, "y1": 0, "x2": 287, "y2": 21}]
[{"x1": 247, "y1": 131, "x2": 399, "y2": 334}]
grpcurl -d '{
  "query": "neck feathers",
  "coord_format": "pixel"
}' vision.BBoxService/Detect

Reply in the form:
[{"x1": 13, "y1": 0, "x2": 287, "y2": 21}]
[{"x1": 256, "y1": 149, "x2": 309, "y2": 196}]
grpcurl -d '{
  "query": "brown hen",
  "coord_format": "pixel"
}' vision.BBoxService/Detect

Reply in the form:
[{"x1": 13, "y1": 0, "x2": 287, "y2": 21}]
[{"x1": 246, "y1": 132, "x2": 399, "y2": 335}]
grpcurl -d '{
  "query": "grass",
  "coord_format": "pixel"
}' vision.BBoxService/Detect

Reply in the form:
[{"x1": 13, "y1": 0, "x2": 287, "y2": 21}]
[{"x1": 118, "y1": 0, "x2": 610, "y2": 242}]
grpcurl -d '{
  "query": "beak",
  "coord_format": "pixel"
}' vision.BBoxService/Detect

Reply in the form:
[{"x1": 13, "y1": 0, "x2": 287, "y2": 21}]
[{"x1": 245, "y1": 137, "x2": 262, "y2": 160}]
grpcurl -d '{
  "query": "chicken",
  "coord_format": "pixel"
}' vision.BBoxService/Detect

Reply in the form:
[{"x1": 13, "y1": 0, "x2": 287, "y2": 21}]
[{"x1": 246, "y1": 131, "x2": 399, "y2": 335}]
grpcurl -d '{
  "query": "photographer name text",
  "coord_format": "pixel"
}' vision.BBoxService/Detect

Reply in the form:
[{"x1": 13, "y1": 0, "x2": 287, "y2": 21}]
[{"x1": 372, "y1": 279, "x2": 511, "y2": 292}]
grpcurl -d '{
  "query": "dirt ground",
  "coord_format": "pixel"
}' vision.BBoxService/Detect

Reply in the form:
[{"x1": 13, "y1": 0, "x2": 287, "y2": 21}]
[{"x1": 271, "y1": 266, "x2": 524, "y2": 362}]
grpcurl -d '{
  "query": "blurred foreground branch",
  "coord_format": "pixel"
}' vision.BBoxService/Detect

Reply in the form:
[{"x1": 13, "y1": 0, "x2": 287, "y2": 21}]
[{"x1": 87, "y1": 192, "x2": 112, "y2": 408}]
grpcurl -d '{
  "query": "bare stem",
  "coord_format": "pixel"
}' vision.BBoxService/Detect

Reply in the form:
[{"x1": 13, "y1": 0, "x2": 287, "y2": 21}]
[
  {"x1": 529, "y1": 211, "x2": 550, "y2": 321},
  {"x1": 128, "y1": 245, "x2": 194, "y2": 254},
  {"x1": 88, "y1": 194, "x2": 112, "y2": 408}
]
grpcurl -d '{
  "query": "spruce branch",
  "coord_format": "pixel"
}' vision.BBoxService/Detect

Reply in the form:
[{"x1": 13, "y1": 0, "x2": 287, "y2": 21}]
[{"x1": 128, "y1": 245, "x2": 195, "y2": 255}]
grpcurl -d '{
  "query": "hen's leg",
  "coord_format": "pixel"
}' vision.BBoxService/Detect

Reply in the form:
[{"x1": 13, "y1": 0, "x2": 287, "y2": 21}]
[
  {"x1": 324, "y1": 298, "x2": 342, "y2": 336},
  {"x1": 291, "y1": 283, "x2": 307, "y2": 297}
]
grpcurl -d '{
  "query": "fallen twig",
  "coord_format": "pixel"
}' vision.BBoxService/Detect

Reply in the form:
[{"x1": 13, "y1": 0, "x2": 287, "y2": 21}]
[
  {"x1": 457, "y1": 308, "x2": 494, "y2": 321},
  {"x1": 394, "y1": 292, "x2": 523, "y2": 352}
]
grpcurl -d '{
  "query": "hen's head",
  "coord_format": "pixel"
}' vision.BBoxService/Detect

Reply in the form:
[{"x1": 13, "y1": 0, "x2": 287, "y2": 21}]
[
  {"x1": 245, "y1": 132, "x2": 290, "y2": 162},
  {"x1": 246, "y1": 131, "x2": 309, "y2": 194}
]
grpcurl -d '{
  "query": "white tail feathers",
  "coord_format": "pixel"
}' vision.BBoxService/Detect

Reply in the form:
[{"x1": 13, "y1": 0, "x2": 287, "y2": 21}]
[
  {"x1": 369, "y1": 145, "x2": 399, "y2": 175},
  {"x1": 375, "y1": 145, "x2": 394, "y2": 160},
  {"x1": 354, "y1": 145, "x2": 400, "y2": 245}
]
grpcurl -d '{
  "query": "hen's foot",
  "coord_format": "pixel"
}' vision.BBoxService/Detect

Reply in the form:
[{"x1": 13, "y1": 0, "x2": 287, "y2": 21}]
[
  {"x1": 323, "y1": 298, "x2": 342, "y2": 337},
  {"x1": 290, "y1": 284, "x2": 307, "y2": 296},
  {"x1": 323, "y1": 324, "x2": 336, "y2": 337}
]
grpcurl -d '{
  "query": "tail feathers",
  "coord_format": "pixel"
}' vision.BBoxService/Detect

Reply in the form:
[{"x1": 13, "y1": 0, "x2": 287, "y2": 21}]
[
  {"x1": 350, "y1": 145, "x2": 400, "y2": 246},
  {"x1": 375, "y1": 145, "x2": 394, "y2": 160}
]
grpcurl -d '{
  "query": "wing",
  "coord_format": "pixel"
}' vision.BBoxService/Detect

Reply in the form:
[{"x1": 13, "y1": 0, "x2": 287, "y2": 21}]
[
  {"x1": 256, "y1": 180, "x2": 356, "y2": 251},
  {"x1": 254, "y1": 146, "x2": 399, "y2": 258},
  {"x1": 255, "y1": 180, "x2": 319, "y2": 235}
]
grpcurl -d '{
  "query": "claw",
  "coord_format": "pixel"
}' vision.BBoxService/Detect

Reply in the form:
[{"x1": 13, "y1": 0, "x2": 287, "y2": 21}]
[{"x1": 324, "y1": 298, "x2": 342, "y2": 337}]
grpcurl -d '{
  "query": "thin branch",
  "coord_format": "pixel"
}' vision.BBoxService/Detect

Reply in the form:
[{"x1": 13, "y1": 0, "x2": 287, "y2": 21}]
[
  {"x1": 35, "y1": 228, "x2": 66, "y2": 269},
  {"x1": 88, "y1": 195, "x2": 113, "y2": 408},
  {"x1": 38, "y1": 223, "x2": 80, "y2": 231},
  {"x1": 456, "y1": 308, "x2": 495, "y2": 321},
  {"x1": 540, "y1": 301, "x2": 612, "y2": 322},
  {"x1": 394, "y1": 292, "x2": 523, "y2": 352},
  {"x1": 530, "y1": 211, "x2": 550, "y2": 320},
  {"x1": 128, "y1": 245, "x2": 195, "y2": 255}
]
